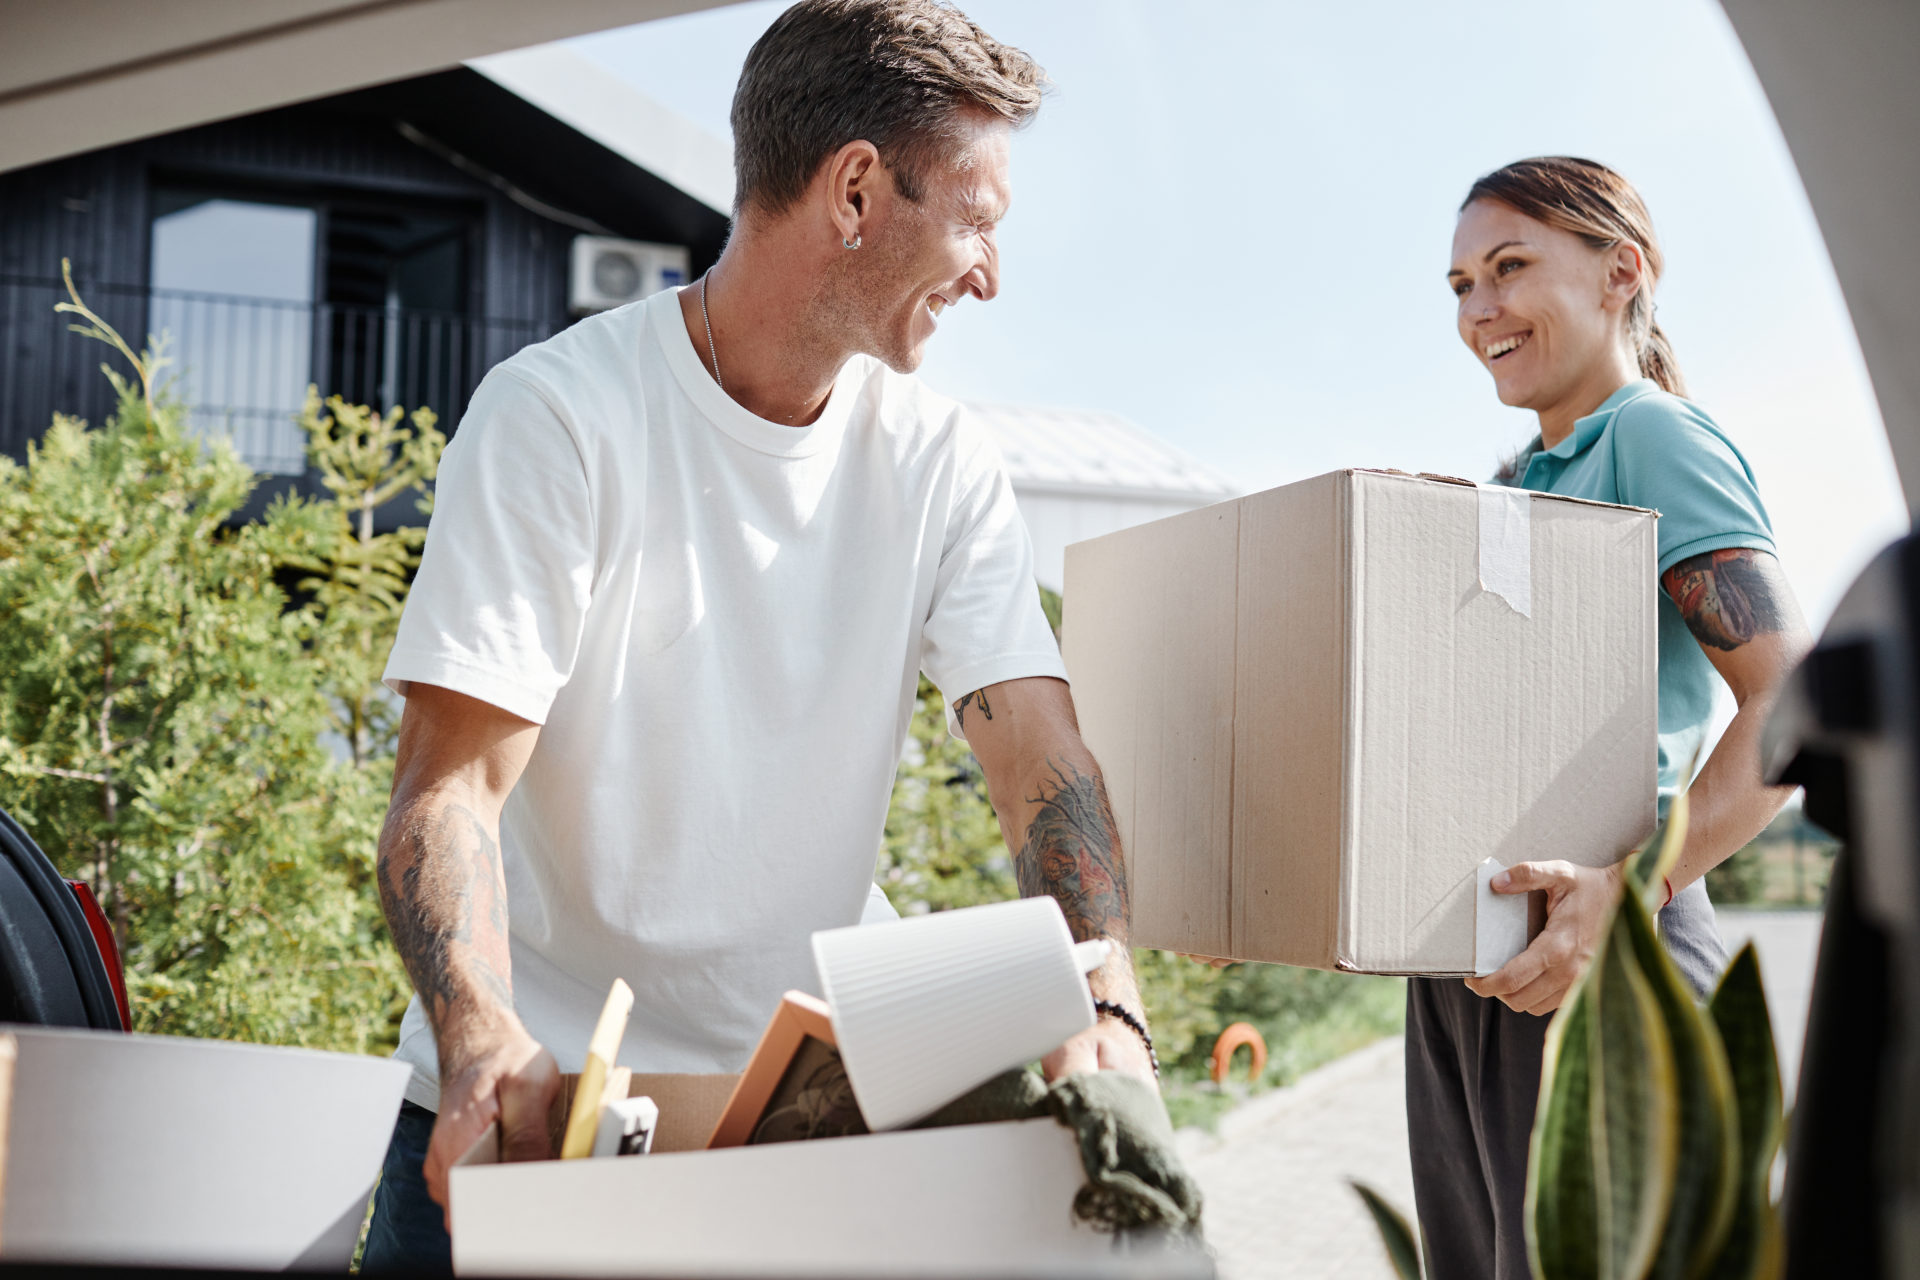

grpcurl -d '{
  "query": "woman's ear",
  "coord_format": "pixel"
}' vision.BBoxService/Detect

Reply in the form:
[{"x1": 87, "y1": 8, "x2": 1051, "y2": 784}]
[{"x1": 1602, "y1": 241, "x2": 1648, "y2": 316}]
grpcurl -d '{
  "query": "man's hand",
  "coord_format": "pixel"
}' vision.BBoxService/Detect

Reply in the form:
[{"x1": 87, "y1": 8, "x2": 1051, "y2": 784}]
[
  {"x1": 1465, "y1": 860, "x2": 1624, "y2": 1015},
  {"x1": 958, "y1": 677, "x2": 1156, "y2": 1086},
  {"x1": 423, "y1": 1024, "x2": 560, "y2": 1221},
  {"x1": 1044, "y1": 1015, "x2": 1155, "y2": 1080}
]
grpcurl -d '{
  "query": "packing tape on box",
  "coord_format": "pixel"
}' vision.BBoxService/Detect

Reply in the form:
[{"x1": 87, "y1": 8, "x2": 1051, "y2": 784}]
[{"x1": 1477, "y1": 484, "x2": 1533, "y2": 617}]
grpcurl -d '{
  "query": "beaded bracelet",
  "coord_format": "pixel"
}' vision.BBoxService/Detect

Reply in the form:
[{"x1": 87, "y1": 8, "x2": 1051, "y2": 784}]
[{"x1": 1094, "y1": 998, "x2": 1160, "y2": 1077}]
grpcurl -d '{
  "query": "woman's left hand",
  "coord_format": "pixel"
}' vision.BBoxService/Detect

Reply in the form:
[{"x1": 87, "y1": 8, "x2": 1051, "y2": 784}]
[{"x1": 1464, "y1": 860, "x2": 1626, "y2": 1015}]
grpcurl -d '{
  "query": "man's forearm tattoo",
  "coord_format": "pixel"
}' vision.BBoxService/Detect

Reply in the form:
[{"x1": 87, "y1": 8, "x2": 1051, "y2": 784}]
[
  {"x1": 378, "y1": 803, "x2": 514, "y2": 1024},
  {"x1": 1016, "y1": 758, "x2": 1130, "y2": 945},
  {"x1": 1660, "y1": 547, "x2": 1789, "y2": 652},
  {"x1": 954, "y1": 687, "x2": 993, "y2": 733}
]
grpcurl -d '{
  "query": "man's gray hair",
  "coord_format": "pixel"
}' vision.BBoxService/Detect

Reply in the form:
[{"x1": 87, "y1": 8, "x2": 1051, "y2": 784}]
[{"x1": 730, "y1": 0, "x2": 1046, "y2": 217}]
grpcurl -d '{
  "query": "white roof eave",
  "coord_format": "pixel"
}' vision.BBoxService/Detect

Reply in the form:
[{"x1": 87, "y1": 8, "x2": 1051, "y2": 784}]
[
  {"x1": 967, "y1": 401, "x2": 1242, "y2": 501},
  {"x1": 467, "y1": 43, "x2": 735, "y2": 216},
  {"x1": 0, "y1": 0, "x2": 727, "y2": 177}
]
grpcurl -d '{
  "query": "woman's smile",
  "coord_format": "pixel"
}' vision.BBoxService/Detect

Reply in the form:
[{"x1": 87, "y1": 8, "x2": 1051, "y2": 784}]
[{"x1": 1483, "y1": 330, "x2": 1533, "y2": 361}]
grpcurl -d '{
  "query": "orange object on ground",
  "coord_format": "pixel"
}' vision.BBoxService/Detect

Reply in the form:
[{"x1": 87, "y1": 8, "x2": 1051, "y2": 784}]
[{"x1": 1210, "y1": 1022, "x2": 1267, "y2": 1084}]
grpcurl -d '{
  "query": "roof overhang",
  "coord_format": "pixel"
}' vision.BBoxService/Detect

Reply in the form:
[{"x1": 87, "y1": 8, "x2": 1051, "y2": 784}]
[
  {"x1": 468, "y1": 45, "x2": 734, "y2": 215},
  {"x1": 0, "y1": 0, "x2": 728, "y2": 177},
  {"x1": 313, "y1": 67, "x2": 733, "y2": 261}
]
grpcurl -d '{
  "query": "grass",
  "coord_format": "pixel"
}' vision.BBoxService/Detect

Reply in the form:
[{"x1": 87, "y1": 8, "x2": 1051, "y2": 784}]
[
  {"x1": 1704, "y1": 807, "x2": 1837, "y2": 908},
  {"x1": 1141, "y1": 962, "x2": 1408, "y2": 1133}
]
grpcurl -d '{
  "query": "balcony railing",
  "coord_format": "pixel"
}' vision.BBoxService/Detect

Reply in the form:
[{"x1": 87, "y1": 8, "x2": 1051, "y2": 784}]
[{"x1": 1, "y1": 275, "x2": 558, "y2": 474}]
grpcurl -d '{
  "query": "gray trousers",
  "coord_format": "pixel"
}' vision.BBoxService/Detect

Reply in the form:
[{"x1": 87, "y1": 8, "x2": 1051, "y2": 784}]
[{"x1": 1405, "y1": 880, "x2": 1726, "y2": 1280}]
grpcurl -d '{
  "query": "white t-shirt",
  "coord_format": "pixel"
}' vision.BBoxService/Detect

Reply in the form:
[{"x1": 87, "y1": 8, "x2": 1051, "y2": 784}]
[{"x1": 382, "y1": 288, "x2": 1065, "y2": 1109}]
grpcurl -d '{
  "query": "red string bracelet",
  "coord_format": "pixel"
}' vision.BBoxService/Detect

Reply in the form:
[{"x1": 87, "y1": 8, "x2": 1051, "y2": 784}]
[{"x1": 1662, "y1": 876, "x2": 1675, "y2": 909}]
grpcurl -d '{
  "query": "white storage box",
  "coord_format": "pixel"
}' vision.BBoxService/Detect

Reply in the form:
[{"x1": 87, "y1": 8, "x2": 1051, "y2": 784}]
[
  {"x1": 0, "y1": 1024, "x2": 408, "y2": 1269},
  {"x1": 451, "y1": 1071, "x2": 1204, "y2": 1277}
]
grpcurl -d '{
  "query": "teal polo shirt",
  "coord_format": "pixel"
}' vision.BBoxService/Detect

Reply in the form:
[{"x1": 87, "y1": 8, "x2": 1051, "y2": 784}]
[{"x1": 1497, "y1": 379, "x2": 1776, "y2": 792}]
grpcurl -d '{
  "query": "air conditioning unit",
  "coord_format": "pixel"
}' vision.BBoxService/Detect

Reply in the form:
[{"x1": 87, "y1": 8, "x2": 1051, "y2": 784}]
[{"x1": 569, "y1": 236, "x2": 691, "y2": 314}]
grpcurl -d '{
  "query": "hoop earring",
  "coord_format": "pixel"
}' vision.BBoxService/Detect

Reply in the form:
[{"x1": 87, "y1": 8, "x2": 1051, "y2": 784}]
[{"x1": 843, "y1": 235, "x2": 862, "y2": 250}]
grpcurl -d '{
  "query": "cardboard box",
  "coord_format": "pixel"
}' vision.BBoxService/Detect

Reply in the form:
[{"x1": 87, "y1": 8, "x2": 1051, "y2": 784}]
[
  {"x1": 1062, "y1": 469, "x2": 1658, "y2": 974},
  {"x1": 0, "y1": 1025, "x2": 408, "y2": 1269},
  {"x1": 451, "y1": 1071, "x2": 1202, "y2": 1278}
]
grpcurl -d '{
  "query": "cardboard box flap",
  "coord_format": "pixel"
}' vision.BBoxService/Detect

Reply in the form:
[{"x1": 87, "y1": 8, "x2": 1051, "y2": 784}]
[
  {"x1": 1064, "y1": 501, "x2": 1239, "y2": 959},
  {"x1": 1355, "y1": 466, "x2": 1658, "y2": 515},
  {"x1": 545, "y1": 1072, "x2": 739, "y2": 1155},
  {"x1": 1231, "y1": 472, "x2": 1348, "y2": 968}
]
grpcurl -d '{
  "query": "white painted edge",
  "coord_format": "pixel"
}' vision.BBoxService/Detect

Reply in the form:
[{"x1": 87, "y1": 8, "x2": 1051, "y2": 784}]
[{"x1": 466, "y1": 44, "x2": 735, "y2": 215}]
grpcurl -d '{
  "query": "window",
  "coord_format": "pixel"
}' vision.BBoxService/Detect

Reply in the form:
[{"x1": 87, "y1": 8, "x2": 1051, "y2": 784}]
[
  {"x1": 149, "y1": 193, "x2": 317, "y2": 474},
  {"x1": 319, "y1": 203, "x2": 471, "y2": 424}
]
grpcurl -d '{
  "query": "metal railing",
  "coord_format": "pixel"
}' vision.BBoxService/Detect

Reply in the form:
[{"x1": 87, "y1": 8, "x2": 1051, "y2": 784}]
[{"x1": 1, "y1": 275, "x2": 557, "y2": 474}]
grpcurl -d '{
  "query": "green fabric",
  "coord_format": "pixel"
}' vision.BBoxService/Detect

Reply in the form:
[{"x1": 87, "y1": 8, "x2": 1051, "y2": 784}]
[
  {"x1": 1497, "y1": 379, "x2": 1777, "y2": 792},
  {"x1": 917, "y1": 1069, "x2": 1203, "y2": 1239},
  {"x1": 911, "y1": 1067, "x2": 1048, "y2": 1128},
  {"x1": 1045, "y1": 1072, "x2": 1205, "y2": 1238}
]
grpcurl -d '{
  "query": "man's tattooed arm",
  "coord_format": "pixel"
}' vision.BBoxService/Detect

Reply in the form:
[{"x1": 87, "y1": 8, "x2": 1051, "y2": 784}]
[
  {"x1": 1015, "y1": 757, "x2": 1130, "y2": 947},
  {"x1": 377, "y1": 799, "x2": 516, "y2": 1032},
  {"x1": 961, "y1": 678, "x2": 1151, "y2": 1076},
  {"x1": 954, "y1": 687, "x2": 994, "y2": 734},
  {"x1": 1660, "y1": 547, "x2": 1791, "y2": 652}
]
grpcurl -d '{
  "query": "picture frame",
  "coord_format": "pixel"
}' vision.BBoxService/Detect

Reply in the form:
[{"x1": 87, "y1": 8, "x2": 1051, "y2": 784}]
[{"x1": 705, "y1": 991, "x2": 867, "y2": 1148}]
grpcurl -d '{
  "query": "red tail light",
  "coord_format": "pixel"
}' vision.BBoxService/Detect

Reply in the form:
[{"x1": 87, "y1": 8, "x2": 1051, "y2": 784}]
[{"x1": 65, "y1": 879, "x2": 131, "y2": 1031}]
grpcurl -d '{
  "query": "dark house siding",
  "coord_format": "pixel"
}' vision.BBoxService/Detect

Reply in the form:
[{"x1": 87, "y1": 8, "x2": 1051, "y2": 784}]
[{"x1": 0, "y1": 67, "x2": 729, "y2": 509}]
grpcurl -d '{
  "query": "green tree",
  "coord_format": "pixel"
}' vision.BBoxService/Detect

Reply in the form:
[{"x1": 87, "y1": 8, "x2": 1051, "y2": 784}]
[
  {"x1": 0, "y1": 269, "x2": 406, "y2": 1051},
  {"x1": 280, "y1": 389, "x2": 443, "y2": 769},
  {"x1": 876, "y1": 675, "x2": 1016, "y2": 913}
]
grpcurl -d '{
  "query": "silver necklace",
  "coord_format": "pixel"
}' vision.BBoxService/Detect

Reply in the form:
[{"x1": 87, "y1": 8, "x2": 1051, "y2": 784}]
[{"x1": 699, "y1": 271, "x2": 722, "y2": 392}]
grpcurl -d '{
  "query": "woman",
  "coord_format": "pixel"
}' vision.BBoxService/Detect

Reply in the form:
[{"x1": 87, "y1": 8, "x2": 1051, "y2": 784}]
[{"x1": 1409, "y1": 157, "x2": 1814, "y2": 1280}]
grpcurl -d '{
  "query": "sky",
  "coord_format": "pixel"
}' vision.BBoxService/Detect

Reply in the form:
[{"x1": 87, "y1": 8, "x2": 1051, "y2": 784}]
[{"x1": 565, "y1": 0, "x2": 1906, "y2": 631}]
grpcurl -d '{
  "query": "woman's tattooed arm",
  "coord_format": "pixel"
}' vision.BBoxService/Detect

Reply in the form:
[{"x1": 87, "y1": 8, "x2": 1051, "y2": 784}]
[{"x1": 1660, "y1": 547, "x2": 1791, "y2": 652}]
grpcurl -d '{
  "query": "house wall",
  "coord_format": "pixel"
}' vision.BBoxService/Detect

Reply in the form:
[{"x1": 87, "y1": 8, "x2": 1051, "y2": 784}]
[
  {"x1": 1014, "y1": 487, "x2": 1228, "y2": 593},
  {"x1": 0, "y1": 96, "x2": 577, "y2": 464}
]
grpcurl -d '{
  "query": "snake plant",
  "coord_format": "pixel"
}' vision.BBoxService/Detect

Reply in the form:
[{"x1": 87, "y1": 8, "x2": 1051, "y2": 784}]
[{"x1": 1355, "y1": 786, "x2": 1786, "y2": 1280}]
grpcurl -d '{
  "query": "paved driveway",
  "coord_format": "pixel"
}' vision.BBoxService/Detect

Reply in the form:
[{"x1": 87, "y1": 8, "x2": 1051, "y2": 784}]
[
  {"x1": 1715, "y1": 907, "x2": 1822, "y2": 1094},
  {"x1": 1180, "y1": 1036, "x2": 1413, "y2": 1280},
  {"x1": 1182, "y1": 908, "x2": 1824, "y2": 1280}
]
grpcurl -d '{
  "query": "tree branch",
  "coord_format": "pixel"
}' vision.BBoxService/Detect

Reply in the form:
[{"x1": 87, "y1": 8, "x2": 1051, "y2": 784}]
[{"x1": 16, "y1": 763, "x2": 110, "y2": 784}]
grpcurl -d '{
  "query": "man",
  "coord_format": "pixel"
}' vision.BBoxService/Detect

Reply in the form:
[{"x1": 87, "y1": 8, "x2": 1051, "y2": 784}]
[{"x1": 359, "y1": 1, "x2": 1155, "y2": 1271}]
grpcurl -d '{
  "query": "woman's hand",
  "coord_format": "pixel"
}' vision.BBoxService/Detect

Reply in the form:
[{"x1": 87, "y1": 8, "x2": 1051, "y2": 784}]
[{"x1": 1464, "y1": 860, "x2": 1625, "y2": 1015}]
